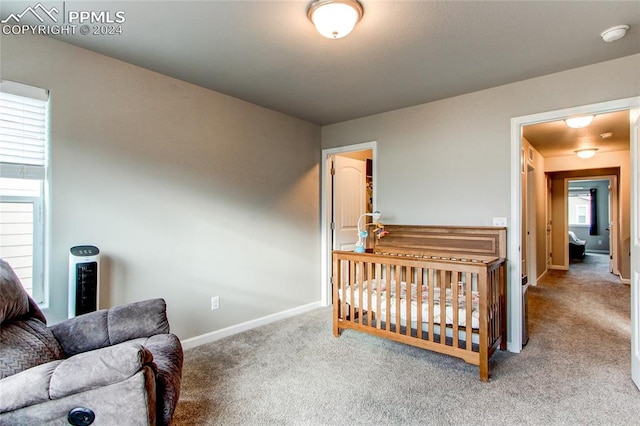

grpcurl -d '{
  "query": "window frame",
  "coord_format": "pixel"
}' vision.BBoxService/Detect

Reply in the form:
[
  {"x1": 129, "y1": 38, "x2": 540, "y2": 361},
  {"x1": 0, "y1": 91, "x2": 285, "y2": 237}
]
[
  {"x1": 0, "y1": 81, "x2": 49, "y2": 306},
  {"x1": 0, "y1": 193, "x2": 44, "y2": 303},
  {"x1": 576, "y1": 204, "x2": 589, "y2": 225}
]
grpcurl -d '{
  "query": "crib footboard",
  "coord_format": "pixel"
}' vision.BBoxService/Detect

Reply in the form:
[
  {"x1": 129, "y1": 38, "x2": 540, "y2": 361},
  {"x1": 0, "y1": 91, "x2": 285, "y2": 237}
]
[{"x1": 332, "y1": 250, "x2": 506, "y2": 381}]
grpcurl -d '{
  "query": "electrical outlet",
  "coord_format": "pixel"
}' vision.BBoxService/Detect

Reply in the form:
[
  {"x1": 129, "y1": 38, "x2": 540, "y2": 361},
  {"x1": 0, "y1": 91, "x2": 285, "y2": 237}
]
[
  {"x1": 211, "y1": 296, "x2": 220, "y2": 311},
  {"x1": 492, "y1": 217, "x2": 508, "y2": 227}
]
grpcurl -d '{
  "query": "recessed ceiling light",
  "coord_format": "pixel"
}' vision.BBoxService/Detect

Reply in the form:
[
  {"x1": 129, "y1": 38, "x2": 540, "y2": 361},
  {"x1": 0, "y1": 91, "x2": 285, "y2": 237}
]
[
  {"x1": 600, "y1": 132, "x2": 613, "y2": 139},
  {"x1": 601, "y1": 25, "x2": 629, "y2": 42}
]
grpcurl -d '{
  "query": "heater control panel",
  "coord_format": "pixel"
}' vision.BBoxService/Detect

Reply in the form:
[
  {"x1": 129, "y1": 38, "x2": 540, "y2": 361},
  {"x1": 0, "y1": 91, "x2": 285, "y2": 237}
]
[{"x1": 70, "y1": 245, "x2": 100, "y2": 257}]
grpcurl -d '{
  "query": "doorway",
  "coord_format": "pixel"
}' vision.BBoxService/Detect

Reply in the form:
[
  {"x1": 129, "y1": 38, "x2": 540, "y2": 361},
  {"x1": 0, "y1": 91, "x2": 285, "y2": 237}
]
[
  {"x1": 511, "y1": 96, "x2": 638, "y2": 353},
  {"x1": 320, "y1": 142, "x2": 377, "y2": 305},
  {"x1": 544, "y1": 172, "x2": 620, "y2": 275},
  {"x1": 566, "y1": 177, "x2": 617, "y2": 275}
]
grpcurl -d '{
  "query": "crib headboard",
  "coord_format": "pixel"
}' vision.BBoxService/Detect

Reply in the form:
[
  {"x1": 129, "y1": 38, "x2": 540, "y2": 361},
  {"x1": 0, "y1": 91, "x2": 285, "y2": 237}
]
[{"x1": 373, "y1": 225, "x2": 507, "y2": 261}]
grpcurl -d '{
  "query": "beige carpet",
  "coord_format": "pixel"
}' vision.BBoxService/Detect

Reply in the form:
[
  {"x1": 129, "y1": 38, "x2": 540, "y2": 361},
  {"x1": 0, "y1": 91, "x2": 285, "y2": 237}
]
[{"x1": 173, "y1": 253, "x2": 639, "y2": 425}]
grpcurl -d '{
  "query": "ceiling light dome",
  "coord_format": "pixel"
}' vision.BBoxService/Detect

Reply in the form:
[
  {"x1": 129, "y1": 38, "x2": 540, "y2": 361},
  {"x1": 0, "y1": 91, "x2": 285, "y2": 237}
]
[
  {"x1": 601, "y1": 25, "x2": 629, "y2": 42},
  {"x1": 307, "y1": 0, "x2": 364, "y2": 39},
  {"x1": 565, "y1": 115, "x2": 594, "y2": 129},
  {"x1": 575, "y1": 149, "x2": 598, "y2": 159}
]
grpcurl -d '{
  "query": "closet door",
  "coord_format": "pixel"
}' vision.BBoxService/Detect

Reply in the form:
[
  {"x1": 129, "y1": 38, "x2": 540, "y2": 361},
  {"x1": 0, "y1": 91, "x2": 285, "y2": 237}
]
[{"x1": 332, "y1": 156, "x2": 366, "y2": 251}]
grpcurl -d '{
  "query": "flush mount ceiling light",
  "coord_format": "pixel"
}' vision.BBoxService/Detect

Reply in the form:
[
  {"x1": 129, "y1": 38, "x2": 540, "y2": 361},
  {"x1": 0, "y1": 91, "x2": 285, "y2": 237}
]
[
  {"x1": 575, "y1": 148, "x2": 598, "y2": 159},
  {"x1": 565, "y1": 115, "x2": 594, "y2": 128},
  {"x1": 601, "y1": 25, "x2": 629, "y2": 42},
  {"x1": 307, "y1": 0, "x2": 364, "y2": 39}
]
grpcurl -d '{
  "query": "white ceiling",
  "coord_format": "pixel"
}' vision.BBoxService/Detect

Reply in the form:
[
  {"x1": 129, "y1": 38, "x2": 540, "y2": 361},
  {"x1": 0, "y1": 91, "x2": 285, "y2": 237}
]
[{"x1": 1, "y1": 0, "x2": 639, "y2": 155}]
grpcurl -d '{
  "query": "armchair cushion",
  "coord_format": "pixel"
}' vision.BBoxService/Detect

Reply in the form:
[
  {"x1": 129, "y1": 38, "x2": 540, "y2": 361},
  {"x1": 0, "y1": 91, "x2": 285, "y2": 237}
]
[
  {"x1": 0, "y1": 361, "x2": 61, "y2": 413},
  {"x1": 50, "y1": 342, "x2": 154, "y2": 399},
  {"x1": 0, "y1": 318, "x2": 64, "y2": 379},
  {"x1": 0, "y1": 258, "x2": 29, "y2": 323},
  {"x1": 0, "y1": 342, "x2": 153, "y2": 414},
  {"x1": 50, "y1": 298, "x2": 170, "y2": 357}
]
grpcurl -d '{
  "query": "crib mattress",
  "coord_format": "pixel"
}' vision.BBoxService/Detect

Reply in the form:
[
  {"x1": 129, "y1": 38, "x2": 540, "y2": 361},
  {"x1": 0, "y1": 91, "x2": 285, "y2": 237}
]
[{"x1": 340, "y1": 279, "x2": 480, "y2": 329}]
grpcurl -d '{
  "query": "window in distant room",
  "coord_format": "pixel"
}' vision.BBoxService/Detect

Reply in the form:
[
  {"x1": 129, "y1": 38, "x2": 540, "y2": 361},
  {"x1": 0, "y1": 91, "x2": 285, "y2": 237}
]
[
  {"x1": 568, "y1": 190, "x2": 591, "y2": 226},
  {"x1": 0, "y1": 81, "x2": 49, "y2": 304}
]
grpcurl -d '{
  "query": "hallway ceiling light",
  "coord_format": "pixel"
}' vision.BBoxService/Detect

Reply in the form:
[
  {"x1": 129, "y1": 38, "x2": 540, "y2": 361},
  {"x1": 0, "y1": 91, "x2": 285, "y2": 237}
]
[
  {"x1": 565, "y1": 115, "x2": 594, "y2": 128},
  {"x1": 575, "y1": 148, "x2": 598, "y2": 159},
  {"x1": 307, "y1": 0, "x2": 364, "y2": 39},
  {"x1": 600, "y1": 25, "x2": 629, "y2": 42}
]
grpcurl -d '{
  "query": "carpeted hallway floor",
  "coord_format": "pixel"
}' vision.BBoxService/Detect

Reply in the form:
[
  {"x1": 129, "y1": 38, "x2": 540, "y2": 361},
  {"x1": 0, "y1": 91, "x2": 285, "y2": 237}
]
[{"x1": 173, "y1": 253, "x2": 639, "y2": 425}]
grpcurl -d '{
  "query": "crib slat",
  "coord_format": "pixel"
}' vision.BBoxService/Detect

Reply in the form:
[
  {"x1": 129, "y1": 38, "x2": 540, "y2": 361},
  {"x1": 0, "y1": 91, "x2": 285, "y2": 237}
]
[
  {"x1": 416, "y1": 267, "x2": 423, "y2": 339},
  {"x1": 332, "y1": 254, "x2": 340, "y2": 336},
  {"x1": 478, "y1": 269, "x2": 489, "y2": 381},
  {"x1": 349, "y1": 260, "x2": 356, "y2": 322},
  {"x1": 487, "y1": 271, "x2": 499, "y2": 344},
  {"x1": 395, "y1": 264, "x2": 401, "y2": 335},
  {"x1": 452, "y1": 272, "x2": 459, "y2": 349},
  {"x1": 439, "y1": 269, "x2": 447, "y2": 344},
  {"x1": 376, "y1": 263, "x2": 382, "y2": 330},
  {"x1": 428, "y1": 268, "x2": 435, "y2": 342},
  {"x1": 341, "y1": 260, "x2": 348, "y2": 323},
  {"x1": 357, "y1": 261, "x2": 364, "y2": 324},
  {"x1": 466, "y1": 271, "x2": 473, "y2": 351},
  {"x1": 386, "y1": 263, "x2": 392, "y2": 332},
  {"x1": 405, "y1": 266, "x2": 412, "y2": 336},
  {"x1": 366, "y1": 261, "x2": 373, "y2": 328}
]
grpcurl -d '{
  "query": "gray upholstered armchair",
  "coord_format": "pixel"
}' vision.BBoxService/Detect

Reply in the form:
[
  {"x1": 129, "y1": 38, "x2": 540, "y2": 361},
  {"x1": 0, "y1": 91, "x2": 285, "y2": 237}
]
[{"x1": 0, "y1": 259, "x2": 183, "y2": 425}]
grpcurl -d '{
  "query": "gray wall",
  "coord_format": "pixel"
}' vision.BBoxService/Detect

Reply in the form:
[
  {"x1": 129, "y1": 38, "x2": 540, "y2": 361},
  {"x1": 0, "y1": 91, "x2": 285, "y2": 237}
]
[
  {"x1": 1, "y1": 35, "x2": 321, "y2": 339},
  {"x1": 322, "y1": 54, "x2": 639, "y2": 344},
  {"x1": 322, "y1": 54, "x2": 639, "y2": 227}
]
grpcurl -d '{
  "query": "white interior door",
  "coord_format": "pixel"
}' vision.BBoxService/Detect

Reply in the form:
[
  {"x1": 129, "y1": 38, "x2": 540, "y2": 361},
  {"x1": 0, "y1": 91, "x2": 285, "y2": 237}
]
[
  {"x1": 631, "y1": 105, "x2": 640, "y2": 391},
  {"x1": 527, "y1": 165, "x2": 537, "y2": 283},
  {"x1": 332, "y1": 155, "x2": 366, "y2": 251}
]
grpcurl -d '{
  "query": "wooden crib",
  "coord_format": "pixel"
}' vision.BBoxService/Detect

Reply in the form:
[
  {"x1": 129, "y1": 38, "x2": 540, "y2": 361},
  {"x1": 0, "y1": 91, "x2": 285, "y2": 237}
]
[{"x1": 332, "y1": 225, "x2": 507, "y2": 381}]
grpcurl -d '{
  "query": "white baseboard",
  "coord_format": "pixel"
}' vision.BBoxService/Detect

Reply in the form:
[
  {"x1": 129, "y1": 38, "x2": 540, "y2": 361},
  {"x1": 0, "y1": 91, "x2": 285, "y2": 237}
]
[
  {"x1": 549, "y1": 265, "x2": 568, "y2": 271},
  {"x1": 180, "y1": 301, "x2": 323, "y2": 350},
  {"x1": 534, "y1": 269, "x2": 547, "y2": 284}
]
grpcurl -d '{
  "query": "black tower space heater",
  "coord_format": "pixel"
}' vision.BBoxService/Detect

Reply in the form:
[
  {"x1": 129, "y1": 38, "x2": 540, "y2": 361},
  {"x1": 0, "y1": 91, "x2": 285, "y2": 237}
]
[{"x1": 68, "y1": 245, "x2": 100, "y2": 318}]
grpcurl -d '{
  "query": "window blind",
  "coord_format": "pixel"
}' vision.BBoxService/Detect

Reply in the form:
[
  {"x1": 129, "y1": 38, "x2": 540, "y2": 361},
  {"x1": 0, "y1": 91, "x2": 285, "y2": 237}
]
[
  {"x1": 0, "y1": 81, "x2": 48, "y2": 302},
  {"x1": 0, "y1": 81, "x2": 48, "y2": 178}
]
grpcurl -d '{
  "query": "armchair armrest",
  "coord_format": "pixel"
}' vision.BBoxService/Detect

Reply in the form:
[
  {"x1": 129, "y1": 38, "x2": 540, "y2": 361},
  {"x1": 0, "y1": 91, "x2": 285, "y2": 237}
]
[
  {"x1": 0, "y1": 343, "x2": 153, "y2": 414},
  {"x1": 50, "y1": 298, "x2": 170, "y2": 357}
]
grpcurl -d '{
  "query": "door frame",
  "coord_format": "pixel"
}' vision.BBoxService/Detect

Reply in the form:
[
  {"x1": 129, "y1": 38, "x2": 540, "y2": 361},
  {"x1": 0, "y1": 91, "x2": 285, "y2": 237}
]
[
  {"x1": 630, "y1": 102, "x2": 640, "y2": 390},
  {"x1": 511, "y1": 96, "x2": 639, "y2": 353},
  {"x1": 320, "y1": 141, "x2": 377, "y2": 306},
  {"x1": 526, "y1": 163, "x2": 537, "y2": 285},
  {"x1": 546, "y1": 174, "x2": 552, "y2": 272}
]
